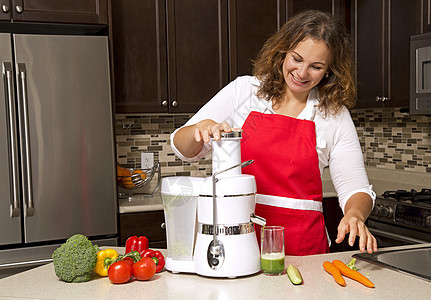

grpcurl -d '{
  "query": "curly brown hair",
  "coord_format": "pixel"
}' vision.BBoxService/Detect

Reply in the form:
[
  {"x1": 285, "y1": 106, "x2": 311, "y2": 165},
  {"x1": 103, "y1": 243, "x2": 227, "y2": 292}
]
[{"x1": 253, "y1": 10, "x2": 356, "y2": 114}]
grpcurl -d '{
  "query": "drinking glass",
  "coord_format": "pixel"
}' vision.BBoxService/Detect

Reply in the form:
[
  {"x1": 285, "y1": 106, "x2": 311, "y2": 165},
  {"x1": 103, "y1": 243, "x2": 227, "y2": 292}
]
[{"x1": 260, "y1": 226, "x2": 285, "y2": 275}]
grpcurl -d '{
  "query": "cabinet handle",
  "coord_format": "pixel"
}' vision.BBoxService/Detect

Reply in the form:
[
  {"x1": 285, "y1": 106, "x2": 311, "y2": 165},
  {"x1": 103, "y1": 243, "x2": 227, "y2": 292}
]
[
  {"x1": 2, "y1": 4, "x2": 9, "y2": 13},
  {"x1": 171, "y1": 100, "x2": 178, "y2": 107},
  {"x1": 160, "y1": 222, "x2": 166, "y2": 230},
  {"x1": 161, "y1": 100, "x2": 168, "y2": 107},
  {"x1": 15, "y1": 5, "x2": 23, "y2": 13},
  {"x1": 376, "y1": 96, "x2": 389, "y2": 103}
]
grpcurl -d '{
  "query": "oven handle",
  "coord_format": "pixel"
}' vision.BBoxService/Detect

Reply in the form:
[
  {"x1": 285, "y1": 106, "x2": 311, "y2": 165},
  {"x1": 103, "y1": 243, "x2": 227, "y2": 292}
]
[{"x1": 369, "y1": 228, "x2": 429, "y2": 244}]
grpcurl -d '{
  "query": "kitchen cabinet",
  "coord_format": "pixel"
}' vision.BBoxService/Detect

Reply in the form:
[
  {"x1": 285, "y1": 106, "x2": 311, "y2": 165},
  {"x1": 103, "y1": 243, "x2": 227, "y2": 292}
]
[
  {"x1": 0, "y1": 0, "x2": 108, "y2": 24},
  {"x1": 119, "y1": 211, "x2": 167, "y2": 249},
  {"x1": 287, "y1": 0, "x2": 348, "y2": 20},
  {"x1": 352, "y1": 0, "x2": 421, "y2": 109},
  {"x1": 112, "y1": 0, "x2": 347, "y2": 113},
  {"x1": 112, "y1": 0, "x2": 229, "y2": 113},
  {"x1": 228, "y1": 0, "x2": 287, "y2": 78},
  {"x1": 217, "y1": 0, "x2": 348, "y2": 83},
  {"x1": 424, "y1": 0, "x2": 431, "y2": 33}
]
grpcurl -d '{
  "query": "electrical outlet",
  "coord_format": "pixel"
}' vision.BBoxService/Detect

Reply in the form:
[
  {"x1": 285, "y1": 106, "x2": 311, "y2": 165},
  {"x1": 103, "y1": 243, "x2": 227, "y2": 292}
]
[{"x1": 141, "y1": 152, "x2": 154, "y2": 169}]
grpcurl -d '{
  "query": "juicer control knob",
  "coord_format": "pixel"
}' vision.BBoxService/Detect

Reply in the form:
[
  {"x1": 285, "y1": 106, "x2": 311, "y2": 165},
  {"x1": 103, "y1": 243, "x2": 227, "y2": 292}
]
[
  {"x1": 207, "y1": 240, "x2": 224, "y2": 270},
  {"x1": 211, "y1": 258, "x2": 219, "y2": 266}
]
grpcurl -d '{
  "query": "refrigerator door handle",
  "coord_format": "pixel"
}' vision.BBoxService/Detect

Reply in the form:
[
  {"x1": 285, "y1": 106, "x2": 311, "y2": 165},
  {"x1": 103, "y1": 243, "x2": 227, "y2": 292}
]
[
  {"x1": 16, "y1": 63, "x2": 34, "y2": 217},
  {"x1": 3, "y1": 62, "x2": 20, "y2": 218}
]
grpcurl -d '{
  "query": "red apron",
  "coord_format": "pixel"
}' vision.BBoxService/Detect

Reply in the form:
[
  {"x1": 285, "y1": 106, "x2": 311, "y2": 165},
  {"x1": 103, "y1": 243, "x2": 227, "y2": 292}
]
[{"x1": 241, "y1": 111, "x2": 329, "y2": 256}]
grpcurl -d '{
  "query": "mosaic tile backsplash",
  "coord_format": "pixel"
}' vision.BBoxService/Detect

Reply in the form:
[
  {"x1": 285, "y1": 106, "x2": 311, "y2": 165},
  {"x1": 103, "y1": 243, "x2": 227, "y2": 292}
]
[{"x1": 115, "y1": 108, "x2": 431, "y2": 177}]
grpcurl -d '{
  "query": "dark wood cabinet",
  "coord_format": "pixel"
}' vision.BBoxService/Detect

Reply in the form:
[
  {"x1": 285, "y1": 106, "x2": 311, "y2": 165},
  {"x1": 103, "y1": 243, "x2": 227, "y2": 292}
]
[
  {"x1": 0, "y1": 0, "x2": 107, "y2": 24},
  {"x1": 111, "y1": 0, "x2": 167, "y2": 114},
  {"x1": 424, "y1": 0, "x2": 431, "y2": 33},
  {"x1": 119, "y1": 211, "x2": 167, "y2": 249},
  {"x1": 112, "y1": 0, "x2": 229, "y2": 114},
  {"x1": 287, "y1": 0, "x2": 346, "y2": 18},
  {"x1": 353, "y1": 0, "x2": 421, "y2": 109},
  {"x1": 228, "y1": 0, "x2": 287, "y2": 78},
  {"x1": 229, "y1": 0, "x2": 348, "y2": 80},
  {"x1": 112, "y1": 0, "x2": 349, "y2": 114}
]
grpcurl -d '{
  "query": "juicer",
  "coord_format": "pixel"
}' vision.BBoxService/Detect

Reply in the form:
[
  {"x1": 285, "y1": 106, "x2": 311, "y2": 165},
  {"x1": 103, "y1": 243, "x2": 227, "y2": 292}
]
[{"x1": 162, "y1": 130, "x2": 266, "y2": 278}]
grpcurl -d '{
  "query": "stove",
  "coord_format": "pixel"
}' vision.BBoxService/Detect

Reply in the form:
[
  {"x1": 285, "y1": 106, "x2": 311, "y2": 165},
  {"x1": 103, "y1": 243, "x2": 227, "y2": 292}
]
[{"x1": 367, "y1": 189, "x2": 431, "y2": 247}]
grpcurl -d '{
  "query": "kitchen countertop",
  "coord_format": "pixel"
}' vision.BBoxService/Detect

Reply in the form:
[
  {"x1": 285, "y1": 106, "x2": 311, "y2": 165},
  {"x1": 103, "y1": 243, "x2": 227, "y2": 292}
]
[
  {"x1": 119, "y1": 167, "x2": 431, "y2": 213},
  {"x1": 0, "y1": 244, "x2": 430, "y2": 300},
  {"x1": 118, "y1": 193, "x2": 163, "y2": 213}
]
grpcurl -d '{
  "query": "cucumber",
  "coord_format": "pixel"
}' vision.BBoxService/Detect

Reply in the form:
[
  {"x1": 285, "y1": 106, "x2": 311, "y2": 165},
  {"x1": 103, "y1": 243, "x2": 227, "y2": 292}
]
[{"x1": 287, "y1": 264, "x2": 303, "y2": 285}]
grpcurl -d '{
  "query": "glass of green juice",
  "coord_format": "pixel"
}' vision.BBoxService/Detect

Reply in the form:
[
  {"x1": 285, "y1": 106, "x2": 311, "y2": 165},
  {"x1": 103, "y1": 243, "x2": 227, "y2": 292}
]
[{"x1": 261, "y1": 226, "x2": 285, "y2": 275}]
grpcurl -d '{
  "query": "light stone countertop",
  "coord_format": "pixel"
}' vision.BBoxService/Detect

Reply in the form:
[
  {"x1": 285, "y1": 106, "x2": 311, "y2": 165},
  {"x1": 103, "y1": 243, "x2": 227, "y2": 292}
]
[
  {"x1": 0, "y1": 244, "x2": 430, "y2": 300},
  {"x1": 119, "y1": 167, "x2": 431, "y2": 213},
  {"x1": 118, "y1": 192, "x2": 163, "y2": 213}
]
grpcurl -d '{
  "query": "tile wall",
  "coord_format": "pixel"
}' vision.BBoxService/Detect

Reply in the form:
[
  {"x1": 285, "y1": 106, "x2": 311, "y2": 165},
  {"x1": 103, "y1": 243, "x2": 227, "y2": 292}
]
[
  {"x1": 115, "y1": 108, "x2": 431, "y2": 177},
  {"x1": 351, "y1": 108, "x2": 431, "y2": 173},
  {"x1": 115, "y1": 113, "x2": 212, "y2": 177}
]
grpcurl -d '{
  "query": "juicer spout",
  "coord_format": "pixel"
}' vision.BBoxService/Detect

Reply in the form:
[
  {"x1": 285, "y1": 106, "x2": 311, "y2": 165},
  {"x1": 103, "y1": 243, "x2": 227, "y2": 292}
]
[{"x1": 250, "y1": 213, "x2": 266, "y2": 226}]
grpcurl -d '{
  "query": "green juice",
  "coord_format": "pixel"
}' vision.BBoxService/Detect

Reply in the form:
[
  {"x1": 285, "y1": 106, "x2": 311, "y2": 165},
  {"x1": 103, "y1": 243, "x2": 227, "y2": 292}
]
[{"x1": 260, "y1": 253, "x2": 285, "y2": 275}]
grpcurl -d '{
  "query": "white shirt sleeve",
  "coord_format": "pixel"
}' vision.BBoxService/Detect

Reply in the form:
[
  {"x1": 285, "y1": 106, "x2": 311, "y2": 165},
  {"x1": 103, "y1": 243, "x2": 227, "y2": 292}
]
[
  {"x1": 327, "y1": 108, "x2": 376, "y2": 213},
  {"x1": 170, "y1": 77, "x2": 240, "y2": 162}
]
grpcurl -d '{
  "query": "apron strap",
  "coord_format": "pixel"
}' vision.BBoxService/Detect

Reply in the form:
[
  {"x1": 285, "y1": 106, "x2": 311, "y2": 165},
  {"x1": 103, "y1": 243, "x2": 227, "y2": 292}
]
[{"x1": 256, "y1": 194, "x2": 323, "y2": 212}]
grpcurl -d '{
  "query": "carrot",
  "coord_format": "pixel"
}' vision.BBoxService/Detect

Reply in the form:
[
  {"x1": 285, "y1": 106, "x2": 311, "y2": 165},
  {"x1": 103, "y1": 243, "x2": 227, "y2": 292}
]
[
  {"x1": 323, "y1": 261, "x2": 346, "y2": 287},
  {"x1": 332, "y1": 260, "x2": 375, "y2": 288}
]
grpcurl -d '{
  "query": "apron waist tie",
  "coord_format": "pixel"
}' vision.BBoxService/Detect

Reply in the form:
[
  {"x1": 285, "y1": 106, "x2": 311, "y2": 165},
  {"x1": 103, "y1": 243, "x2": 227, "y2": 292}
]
[{"x1": 256, "y1": 194, "x2": 323, "y2": 212}]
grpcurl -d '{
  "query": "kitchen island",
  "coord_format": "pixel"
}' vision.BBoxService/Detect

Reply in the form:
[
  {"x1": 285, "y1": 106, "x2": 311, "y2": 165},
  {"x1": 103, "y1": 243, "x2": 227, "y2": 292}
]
[{"x1": 0, "y1": 244, "x2": 429, "y2": 300}]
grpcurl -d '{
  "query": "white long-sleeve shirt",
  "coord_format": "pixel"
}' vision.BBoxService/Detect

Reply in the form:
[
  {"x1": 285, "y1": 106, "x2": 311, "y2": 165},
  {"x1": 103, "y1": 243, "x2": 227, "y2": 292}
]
[{"x1": 171, "y1": 76, "x2": 375, "y2": 212}]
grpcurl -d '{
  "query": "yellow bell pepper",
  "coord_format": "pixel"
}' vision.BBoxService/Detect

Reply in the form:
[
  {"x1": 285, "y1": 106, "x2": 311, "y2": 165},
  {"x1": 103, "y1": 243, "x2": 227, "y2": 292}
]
[{"x1": 94, "y1": 248, "x2": 119, "y2": 276}]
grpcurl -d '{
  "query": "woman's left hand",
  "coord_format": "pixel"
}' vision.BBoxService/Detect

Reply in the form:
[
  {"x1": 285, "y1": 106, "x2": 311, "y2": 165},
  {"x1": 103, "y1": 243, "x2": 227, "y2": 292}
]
[{"x1": 335, "y1": 209, "x2": 378, "y2": 253}]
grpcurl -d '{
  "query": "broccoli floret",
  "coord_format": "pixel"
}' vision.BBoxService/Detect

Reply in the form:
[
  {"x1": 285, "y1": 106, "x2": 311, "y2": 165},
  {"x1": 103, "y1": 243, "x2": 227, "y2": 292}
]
[{"x1": 52, "y1": 234, "x2": 98, "y2": 283}]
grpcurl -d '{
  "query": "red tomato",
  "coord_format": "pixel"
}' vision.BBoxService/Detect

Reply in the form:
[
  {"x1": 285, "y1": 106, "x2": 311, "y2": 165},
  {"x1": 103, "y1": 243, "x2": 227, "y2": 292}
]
[
  {"x1": 132, "y1": 257, "x2": 156, "y2": 281},
  {"x1": 108, "y1": 261, "x2": 132, "y2": 284},
  {"x1": 122, "y1": 257, "x2": 135, "y2": 267}
]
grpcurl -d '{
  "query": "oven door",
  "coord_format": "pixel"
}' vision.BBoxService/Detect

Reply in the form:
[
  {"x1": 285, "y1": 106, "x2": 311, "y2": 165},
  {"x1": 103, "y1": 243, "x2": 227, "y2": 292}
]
[{"x1": 366, "y1": 220, "x2": 431, "y2": 248}]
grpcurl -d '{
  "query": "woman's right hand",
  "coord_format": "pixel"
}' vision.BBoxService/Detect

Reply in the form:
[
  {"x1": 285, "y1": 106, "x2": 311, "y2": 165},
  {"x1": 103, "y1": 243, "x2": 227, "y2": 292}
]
[{"x1": 193, "y1": 119, "x2": 234, "y2": 143}]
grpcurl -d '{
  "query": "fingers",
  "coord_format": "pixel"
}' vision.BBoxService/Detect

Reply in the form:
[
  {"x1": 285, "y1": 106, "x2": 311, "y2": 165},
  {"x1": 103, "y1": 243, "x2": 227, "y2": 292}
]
[
  {"x1": 336, "y1": 217, "x2": 378, "y2": 253},
  {"x1": 356, "y1": 222, "x2": 377, "y2": 253},
  {"x1": 335, "y1": 222, "x2": 349, "y2": 244},
  {"x1": 349, "y1": 222, "x2": 358, "y2": 247},
  {"x1": 194, "y1": 120, "x2": 233, "y2": 143}
]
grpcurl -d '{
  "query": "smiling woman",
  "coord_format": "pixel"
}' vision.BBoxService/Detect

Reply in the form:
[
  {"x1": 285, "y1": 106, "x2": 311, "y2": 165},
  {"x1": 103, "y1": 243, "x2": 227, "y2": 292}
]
[
  {"x1": 171, "y1": 10, "x2": 377, "y2": 256},
  {"x1": 275, "y1": 38, "x2": 330, "y2": 117},
  {"x1": 253, "y1": 10, "x2": 356, "y2": 115}
]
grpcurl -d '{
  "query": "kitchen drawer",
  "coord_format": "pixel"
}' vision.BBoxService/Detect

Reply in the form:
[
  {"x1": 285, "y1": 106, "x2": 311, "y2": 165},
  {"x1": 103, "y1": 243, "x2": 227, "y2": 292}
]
[{"x1": 119, "y1": 210, "x2": 166, "y2": 248}]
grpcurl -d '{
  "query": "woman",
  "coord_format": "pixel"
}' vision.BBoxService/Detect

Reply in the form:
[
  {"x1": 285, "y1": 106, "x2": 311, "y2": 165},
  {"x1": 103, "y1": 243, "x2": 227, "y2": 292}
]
[{"x1": 171, "y1": 10, "x2": 377, "y2": 255}]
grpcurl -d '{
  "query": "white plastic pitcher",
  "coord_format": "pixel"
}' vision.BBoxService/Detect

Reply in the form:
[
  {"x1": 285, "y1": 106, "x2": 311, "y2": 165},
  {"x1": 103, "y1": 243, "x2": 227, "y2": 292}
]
[{"x1": 161, "y1": 177, "x2": 203, "y2": 263}]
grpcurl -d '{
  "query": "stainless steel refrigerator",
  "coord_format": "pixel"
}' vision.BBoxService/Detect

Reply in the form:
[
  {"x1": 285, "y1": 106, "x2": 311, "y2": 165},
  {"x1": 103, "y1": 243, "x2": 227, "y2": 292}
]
[{"x1": 0, "y1": 32, "x2": 118, "y2": 278}]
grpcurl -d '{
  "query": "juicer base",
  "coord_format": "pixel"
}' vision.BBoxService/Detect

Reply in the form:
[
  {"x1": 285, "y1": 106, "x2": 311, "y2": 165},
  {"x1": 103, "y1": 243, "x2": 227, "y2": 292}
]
[
  {"x1": 165, "y1": 257, "x2": 195, "y2": 274},
  {"x1": 193, "y1": 232, "x2": 261, "y2": 278}
]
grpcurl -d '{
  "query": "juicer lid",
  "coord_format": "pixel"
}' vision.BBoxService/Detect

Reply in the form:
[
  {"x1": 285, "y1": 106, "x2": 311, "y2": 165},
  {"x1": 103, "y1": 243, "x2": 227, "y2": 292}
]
[
  {"x1": 199, "y1": 174, "x2": 256, "y2": 197},
  {"x1": 220, "y1": 130, "x2": 242, "y2": 139},
  {"x1": 210, "y1": 129, "x2": 242, "y2": 140},
  {"x1": 161, "y1": 176, "x2": 204, "y2": 196}
]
